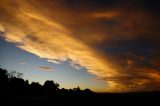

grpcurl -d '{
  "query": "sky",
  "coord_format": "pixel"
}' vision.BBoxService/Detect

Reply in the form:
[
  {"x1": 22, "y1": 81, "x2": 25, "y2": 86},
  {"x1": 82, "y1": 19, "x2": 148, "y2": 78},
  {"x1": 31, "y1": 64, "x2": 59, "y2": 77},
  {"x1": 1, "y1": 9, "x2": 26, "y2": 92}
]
[{"x1": 0, "y1": 0, "x2": 160, "y2": 92}]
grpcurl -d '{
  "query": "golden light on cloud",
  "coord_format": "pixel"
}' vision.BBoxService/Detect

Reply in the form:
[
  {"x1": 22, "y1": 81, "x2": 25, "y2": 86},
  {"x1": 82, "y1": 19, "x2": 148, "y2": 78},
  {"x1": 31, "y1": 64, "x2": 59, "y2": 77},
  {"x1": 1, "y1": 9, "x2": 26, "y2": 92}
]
[
  {"x1": 0, "y1": 0, "x2": 160, "y2": 92},
  {"x1": 91, "y1": 11, "x2": 120, "y2": 19},
  {"x1": 37, "y1": 66, "x2": 53, "y2": 71},
  {"x1": 0, "y1": 0, "x2": 120, "y2": 91}
]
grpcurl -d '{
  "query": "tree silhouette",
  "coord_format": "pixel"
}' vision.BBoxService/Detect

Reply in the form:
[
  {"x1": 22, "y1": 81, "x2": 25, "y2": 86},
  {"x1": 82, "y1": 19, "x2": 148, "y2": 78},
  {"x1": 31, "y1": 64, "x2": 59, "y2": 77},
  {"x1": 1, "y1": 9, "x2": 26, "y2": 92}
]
[
  {"x1": 0, "y1": 67, "x2": 8, "y2": 90},
  {"x1": 17, "y1": 72, "x2": 23, "y2": 79},
  {"x1": 30, "y1": 82, "x2": 42, "y2": 89},
  {"x1": 43, "y1": 80, "x2": 59, "y2": 94},
  {"x1": 8, "y1": 77, "x2": 25, "y2": 89},
  {"x1": 8, "y1": 71, "x2": 16, "y2": 78},
  {"x1": 0, "y1": 67, "x2": 93, "y2": 96}
]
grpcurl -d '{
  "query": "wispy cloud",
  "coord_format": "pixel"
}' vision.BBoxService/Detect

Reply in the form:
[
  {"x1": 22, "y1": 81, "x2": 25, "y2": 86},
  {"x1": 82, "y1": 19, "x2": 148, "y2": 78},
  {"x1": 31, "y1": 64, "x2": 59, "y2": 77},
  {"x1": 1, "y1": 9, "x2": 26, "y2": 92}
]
[
  {"x1": 19, "y1": 62, "x2": 27, "y2": 65},
  {"x1": 37, "y1": 66, "x2": 53, "y2": 71}
]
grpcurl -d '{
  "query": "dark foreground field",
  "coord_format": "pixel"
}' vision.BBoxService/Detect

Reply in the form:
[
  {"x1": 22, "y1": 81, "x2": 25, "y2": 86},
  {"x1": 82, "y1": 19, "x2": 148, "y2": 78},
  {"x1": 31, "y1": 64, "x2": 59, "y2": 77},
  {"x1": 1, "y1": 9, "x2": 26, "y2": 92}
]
[{"x1": 0, "y1": 92, "x2": 160, "y2": 106}]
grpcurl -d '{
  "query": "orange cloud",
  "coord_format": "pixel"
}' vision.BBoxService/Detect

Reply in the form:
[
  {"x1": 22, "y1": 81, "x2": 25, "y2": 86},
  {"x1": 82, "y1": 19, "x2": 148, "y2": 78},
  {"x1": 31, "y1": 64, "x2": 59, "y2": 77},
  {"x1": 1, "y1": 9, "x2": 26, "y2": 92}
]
[
  {"x1": 0, "y1": 0, "x2": 120, "y2": 91},
  {"x1": 0, "y1": 0, "x2": 160, "y2": 92},
  {"x1": 90, "y1": 11, "x2": 120, "y2": 19},
  {"x1": 37, "y1": 66, "x2": 53, "y2": 71}
]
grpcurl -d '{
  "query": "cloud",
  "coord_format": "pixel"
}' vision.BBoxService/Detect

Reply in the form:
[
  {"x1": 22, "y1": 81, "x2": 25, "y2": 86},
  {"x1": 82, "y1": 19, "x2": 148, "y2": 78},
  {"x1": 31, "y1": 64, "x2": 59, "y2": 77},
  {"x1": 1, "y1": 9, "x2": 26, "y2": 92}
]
[
  {"x1": 19, "y1": 62, "x2": 27, "y2": 65},
  {"x1": 0, "y1": 0, "x2": 160, "y2": 92},
  {"x1": 37, "y1": 66, "x2": 53, "y2": 71},
  {"x1": 90, "y1": 11, "x2": 120, "y2": 19},
  {"x1": 47, "y1": 59, "x2": 61, "y2": 64}
]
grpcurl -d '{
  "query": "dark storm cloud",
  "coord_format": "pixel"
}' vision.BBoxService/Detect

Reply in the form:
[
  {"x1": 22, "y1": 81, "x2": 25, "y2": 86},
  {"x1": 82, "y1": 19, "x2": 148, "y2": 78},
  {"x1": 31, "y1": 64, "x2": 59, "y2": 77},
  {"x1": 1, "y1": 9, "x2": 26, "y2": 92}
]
[{"x1": 0, "y1": 0, "x2": 160, "y2": 92}]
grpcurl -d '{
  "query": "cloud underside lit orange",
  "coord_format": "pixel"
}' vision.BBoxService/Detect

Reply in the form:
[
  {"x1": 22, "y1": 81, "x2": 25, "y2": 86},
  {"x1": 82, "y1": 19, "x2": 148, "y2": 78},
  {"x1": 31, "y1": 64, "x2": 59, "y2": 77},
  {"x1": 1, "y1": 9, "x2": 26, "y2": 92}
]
[
  {"x1": 0, "y1": 0, "x2": 160, "y2": 92},
  {"x1": 37, "y1": 66, "x2": 53, "y2": 71}
]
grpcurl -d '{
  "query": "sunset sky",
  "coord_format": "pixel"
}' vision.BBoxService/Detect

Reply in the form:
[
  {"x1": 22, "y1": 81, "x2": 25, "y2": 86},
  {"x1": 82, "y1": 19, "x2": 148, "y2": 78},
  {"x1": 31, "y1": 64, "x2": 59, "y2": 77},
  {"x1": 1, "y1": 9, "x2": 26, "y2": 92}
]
[{"x1": 0, "y1": 0, "x2": 160, "y2": 92}]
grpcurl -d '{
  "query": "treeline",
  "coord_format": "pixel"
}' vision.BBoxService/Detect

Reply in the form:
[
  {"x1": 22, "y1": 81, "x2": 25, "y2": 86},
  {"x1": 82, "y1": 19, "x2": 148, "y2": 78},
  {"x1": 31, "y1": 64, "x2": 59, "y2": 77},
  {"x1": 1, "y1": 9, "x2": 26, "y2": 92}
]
[
  {"x1": 1, "y1": 67, "x2": 160, "y2": 106},
  {"x1": 0, "y1": 67, "x2": 93, "y2": 96}
]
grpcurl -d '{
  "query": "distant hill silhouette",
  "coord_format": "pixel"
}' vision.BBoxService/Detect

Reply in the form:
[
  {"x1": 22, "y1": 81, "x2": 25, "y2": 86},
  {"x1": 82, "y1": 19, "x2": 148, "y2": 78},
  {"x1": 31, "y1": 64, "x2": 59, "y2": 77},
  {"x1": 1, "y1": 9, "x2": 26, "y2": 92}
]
[{"x1": 0, "y1": 67, "x2": 160, "y2": 106}]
